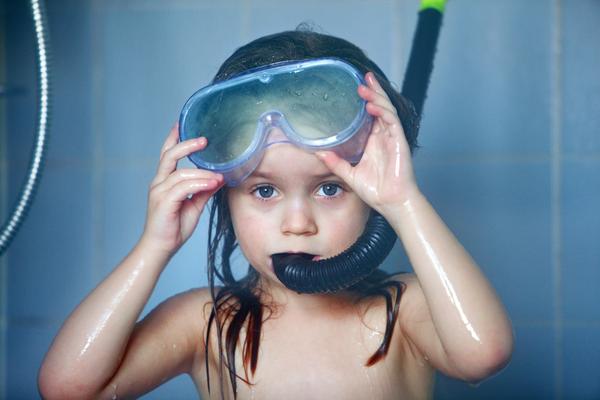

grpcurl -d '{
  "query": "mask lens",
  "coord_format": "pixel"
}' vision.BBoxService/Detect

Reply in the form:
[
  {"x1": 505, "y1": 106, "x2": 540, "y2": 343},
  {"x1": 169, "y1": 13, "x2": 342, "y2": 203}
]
[
  {"x1": 277, "y1": 65, "x2": 362, "y2": 140},
  {"x1": 183, "y1": 82, "x2": 265, "y2": 164}
]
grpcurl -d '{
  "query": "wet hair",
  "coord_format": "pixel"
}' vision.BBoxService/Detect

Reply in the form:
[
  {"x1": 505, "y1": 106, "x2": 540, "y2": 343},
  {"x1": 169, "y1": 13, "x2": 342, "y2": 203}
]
[{"x1": 204, "y1": 24, "x2": 419, "y2": 399}]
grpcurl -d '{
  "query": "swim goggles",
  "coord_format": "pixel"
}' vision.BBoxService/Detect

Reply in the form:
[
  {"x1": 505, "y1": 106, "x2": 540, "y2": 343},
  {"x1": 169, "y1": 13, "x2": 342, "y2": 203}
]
[{"x1": 179, "y1": 58, "x2": 373, "y2": 186}]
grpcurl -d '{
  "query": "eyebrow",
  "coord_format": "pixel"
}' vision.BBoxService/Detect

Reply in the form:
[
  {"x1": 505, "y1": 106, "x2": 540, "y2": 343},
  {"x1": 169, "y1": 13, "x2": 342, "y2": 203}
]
[{"x1": 250, "y1": 170, "x2": 338, "y2": 181}]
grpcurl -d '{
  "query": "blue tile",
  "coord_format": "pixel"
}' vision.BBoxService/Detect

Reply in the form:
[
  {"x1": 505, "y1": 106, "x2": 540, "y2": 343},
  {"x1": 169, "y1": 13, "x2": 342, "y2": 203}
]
[
  {"x1": 562, "y1": 324, "x2": 600, "y2": 399},
  {"x1": 562, "y1": 1, "x2": 600, "y2": 154},
  {"x1": 101, "y1": 163, "x2": 155, "y2": 269},
  {"x1": 6, "y1": 323, "x2": 61, "y2": 399},
  {"x1": 5, "y1": 0, "x2": 37, "y2": 166},
  {"x1": 7, "y1": 164, "x2": 94, "y2": 320},
  {"x1": 5, "y1": 1, "x2": 93, "y2": 164},
  {"x1": 44, "y1": 3, "x2": 93, "y2": 161},
  {"x1": 413, "y1": 160, "x2": 553, "y2": 321},
  {"x1": 435, "y1": 324, "x2": 555, "y2": 399},
  {"x1": 99, "y1": 4, "x2": 244, "y2": 160},
  {"x1": 561, "y1": 160, "x2": 600, "y2": 320},
  {"x1": 419, "y1": 0, "x2": 552, "y2": 156}
]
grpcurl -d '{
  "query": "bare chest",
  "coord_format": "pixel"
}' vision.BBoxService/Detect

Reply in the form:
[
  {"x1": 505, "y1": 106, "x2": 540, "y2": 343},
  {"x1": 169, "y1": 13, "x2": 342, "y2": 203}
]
[
  {"x1": 241, "y1": 333, "x2": 398, "y2": 400},
  {"x1": 195, "y1": 311, "x2": 433, "y2": 400}
]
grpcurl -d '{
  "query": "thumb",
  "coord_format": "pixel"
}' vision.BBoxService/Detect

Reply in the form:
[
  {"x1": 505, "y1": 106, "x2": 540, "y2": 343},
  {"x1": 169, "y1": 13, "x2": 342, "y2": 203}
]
[{"x1": 315, "y1": 151, "x2": 354, "y2": 185}]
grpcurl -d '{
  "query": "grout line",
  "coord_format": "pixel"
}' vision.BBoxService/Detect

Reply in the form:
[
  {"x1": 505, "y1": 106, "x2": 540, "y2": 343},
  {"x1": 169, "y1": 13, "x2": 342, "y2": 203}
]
[
  {"x1": 240, "y1": 0, "x2": 251, "y2": 45},
  {"x1": 551, "y1": 0, "x2": 563, "y2": 399},
  {"x1": 390, "y1": 0, "x2": 403, "y2": 85},
  {"x1": 90, "y1": 0, "x2": 105, "y2": 285},
  {"x1": 8, "y1": 316, "x2": 63, "y2": 327},
  {"x1": 8, "y1": 151, "x2": 600, "y2": 169}
]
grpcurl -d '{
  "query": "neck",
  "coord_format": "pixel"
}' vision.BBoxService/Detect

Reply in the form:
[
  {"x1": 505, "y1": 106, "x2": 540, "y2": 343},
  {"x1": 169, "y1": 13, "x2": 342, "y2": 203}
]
[{"x1": 257, "y1": 276, "x2": 359, "y2": 317}]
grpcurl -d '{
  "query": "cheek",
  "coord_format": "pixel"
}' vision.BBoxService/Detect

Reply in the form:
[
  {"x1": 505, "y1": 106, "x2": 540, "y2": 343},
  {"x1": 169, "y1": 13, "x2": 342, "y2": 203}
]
[
  {"x1": 234, "y1": 214, "x2": 265, "y2": 243},
  {"x1": 323, "y1": 202, "x2": 370, "y2": 249},
  {"x1": 230, "y1": 208, "x2": 270, "y2": 263}
]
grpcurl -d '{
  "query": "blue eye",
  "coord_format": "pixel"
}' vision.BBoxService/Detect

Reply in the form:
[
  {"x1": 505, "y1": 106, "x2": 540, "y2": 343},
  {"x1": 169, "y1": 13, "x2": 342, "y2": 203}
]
[
  {"x1": 253, "y1": 185, "x2": 277, "y2": 199},
  {"x1": 317, "y1": 183, "x2": 342, "y2": 197}
]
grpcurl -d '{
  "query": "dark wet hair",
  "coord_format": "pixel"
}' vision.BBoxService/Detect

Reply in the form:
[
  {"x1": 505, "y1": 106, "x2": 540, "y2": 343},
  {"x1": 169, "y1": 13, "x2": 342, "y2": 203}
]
[{"x1": 204, "y1": 25, "x2": 419, "y2": 399}]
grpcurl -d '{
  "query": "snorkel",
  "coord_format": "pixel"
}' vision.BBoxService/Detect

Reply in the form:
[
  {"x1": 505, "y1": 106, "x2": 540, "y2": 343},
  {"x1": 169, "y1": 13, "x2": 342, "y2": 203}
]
[{"x1": 271, "y1": 0, "x2": 446, "y2": 293}]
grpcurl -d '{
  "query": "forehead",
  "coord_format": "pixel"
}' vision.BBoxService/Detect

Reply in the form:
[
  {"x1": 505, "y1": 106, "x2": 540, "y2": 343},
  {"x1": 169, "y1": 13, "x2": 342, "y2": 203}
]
[{"x1": 249, "y1": 143, "x2": 332, "y2": 181}]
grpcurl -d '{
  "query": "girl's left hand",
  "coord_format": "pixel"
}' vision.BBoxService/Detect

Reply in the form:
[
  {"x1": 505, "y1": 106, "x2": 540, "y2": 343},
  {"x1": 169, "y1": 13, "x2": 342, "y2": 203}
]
[{"x1": 316, "y1": 72, "x2": 419, "y2": 216}]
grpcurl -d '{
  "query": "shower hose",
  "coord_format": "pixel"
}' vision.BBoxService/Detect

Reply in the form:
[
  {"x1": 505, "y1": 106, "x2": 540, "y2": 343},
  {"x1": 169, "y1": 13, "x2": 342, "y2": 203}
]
[{"x1": 0, "y1": 0, "x2": 50, "y2": 256}]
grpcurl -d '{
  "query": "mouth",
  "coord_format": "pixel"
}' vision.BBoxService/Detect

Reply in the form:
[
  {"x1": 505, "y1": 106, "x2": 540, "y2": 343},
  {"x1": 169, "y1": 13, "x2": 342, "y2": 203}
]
[{"x1": 271, "y1": 252, "x2": 320, "y2": 264}]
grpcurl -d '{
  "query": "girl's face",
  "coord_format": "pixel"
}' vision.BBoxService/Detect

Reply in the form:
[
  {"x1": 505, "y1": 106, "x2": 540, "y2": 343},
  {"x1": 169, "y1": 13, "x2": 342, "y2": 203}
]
[{"x1": 227, "y1": 135, "x2": 370, "y2": 291}]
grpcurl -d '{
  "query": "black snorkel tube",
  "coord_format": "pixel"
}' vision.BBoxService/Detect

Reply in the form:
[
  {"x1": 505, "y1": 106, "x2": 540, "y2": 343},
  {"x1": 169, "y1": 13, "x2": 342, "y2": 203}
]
[{"x1": 273, "y1": 0, "x2": 446, "y2": 293}]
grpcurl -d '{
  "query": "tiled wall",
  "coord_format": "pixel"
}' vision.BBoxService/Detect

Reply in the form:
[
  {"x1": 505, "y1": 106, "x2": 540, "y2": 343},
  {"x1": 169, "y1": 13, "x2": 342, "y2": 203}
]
[{"x1": 3, "y1": 0, "x2": 599, "y2": 398}]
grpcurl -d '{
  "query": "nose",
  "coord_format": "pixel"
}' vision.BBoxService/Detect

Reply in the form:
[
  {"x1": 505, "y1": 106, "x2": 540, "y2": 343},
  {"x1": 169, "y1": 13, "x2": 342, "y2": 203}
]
[{"x1": 280, "y1": 198, "x2": 318, "y2": 236}]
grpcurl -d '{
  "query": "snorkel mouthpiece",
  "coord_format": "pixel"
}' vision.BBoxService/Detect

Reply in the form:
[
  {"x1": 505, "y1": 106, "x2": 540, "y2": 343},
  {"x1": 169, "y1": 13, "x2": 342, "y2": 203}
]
[{"x1": 272, "y1": 212, "x2": 397, "y2": 294}]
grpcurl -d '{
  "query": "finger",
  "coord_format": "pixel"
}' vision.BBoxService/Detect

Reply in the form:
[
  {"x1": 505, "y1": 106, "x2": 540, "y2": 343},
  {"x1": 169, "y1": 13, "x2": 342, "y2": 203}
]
[
  {"x1": 315, "y1": 151, "x2": 355, "y2": 186},
  {"x1": 160, "y1": 122, "x2": 180, "y2": 159},
  {"x1": 358, "y1": 84, "x2": 397, "y2": 116},
  {"x1": 153, "y1": 136, "x2": 207, "y2": 187},
  {"x1": 162, "y1": 178, "x2": 221, "y2": 209},
  {"x1": 178, "y1": 182, "x2": 225, "y2": 237},
  {"x1": 153, "y1": 168, "x2": 223, "y2": 195},
  {"x1": 188, "y1": 181, "x2": 225, "y2": 212},
  {"x1": 365, "y1": 72, "x2": 387, "y2": 96},
  {"x1": 366, "y1": 102, "x2": 404, "y2": 129}
]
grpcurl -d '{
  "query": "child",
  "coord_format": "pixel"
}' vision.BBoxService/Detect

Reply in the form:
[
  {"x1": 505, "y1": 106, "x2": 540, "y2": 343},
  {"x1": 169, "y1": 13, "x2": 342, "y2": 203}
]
[{"x1": 39, "y1": 29, "x2": 513, "y2": 400}]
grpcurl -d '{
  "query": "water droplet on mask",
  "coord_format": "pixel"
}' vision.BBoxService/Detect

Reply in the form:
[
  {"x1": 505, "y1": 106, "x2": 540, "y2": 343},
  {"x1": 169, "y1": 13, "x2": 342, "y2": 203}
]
[{"x1": 259, "y1": 74, "x2": 272, "y2": 84}]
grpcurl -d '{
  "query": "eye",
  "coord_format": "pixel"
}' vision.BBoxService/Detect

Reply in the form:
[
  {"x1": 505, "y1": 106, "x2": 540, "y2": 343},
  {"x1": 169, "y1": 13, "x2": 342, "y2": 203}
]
[
  {"x1": 317, "y1": 183, "x2": 343, "y2": 198},
  {"x1": 252, "y1": 184, "x2": 278, "y2": 199}
]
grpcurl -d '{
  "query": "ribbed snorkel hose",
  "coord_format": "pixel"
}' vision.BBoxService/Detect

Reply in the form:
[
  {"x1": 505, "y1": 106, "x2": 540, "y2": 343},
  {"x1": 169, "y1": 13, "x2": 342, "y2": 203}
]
[
  {"x1": 273, "y1": 0, "x2": 446, "y2": 293},
  {"x1": 0, "y1": 0, "x2": 51, "y2": 256}
]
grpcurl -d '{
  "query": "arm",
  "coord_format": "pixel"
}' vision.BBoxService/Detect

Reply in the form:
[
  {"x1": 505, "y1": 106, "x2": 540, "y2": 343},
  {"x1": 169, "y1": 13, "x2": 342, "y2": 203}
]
[
  {"x1": 316, "y1": 72, "x2": 513, "y2": 382},
  {"x1": 388, "y1": 192, "x2": 513, "y2": 382},
  {"x1": 38, "y1": 125, "x2": 224, "y2": 399}
]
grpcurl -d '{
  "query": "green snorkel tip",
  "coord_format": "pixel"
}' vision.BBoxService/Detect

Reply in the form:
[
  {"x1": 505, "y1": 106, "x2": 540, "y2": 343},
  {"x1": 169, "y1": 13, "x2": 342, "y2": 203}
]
[{"x1": 420, "y1": 0, "x2": 446, "y2": 13}]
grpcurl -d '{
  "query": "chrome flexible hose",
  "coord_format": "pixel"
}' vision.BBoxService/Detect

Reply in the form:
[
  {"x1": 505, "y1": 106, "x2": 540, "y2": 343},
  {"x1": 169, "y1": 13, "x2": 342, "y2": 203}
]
[{"x1": 0, "y1": 0, "x2": 51, "y2": 256}]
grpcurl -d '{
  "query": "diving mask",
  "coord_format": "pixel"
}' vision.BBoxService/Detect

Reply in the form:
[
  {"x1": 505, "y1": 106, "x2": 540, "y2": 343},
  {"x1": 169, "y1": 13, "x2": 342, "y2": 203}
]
[{"x1": 179, "y1": 58, "x2": 373, "y2": 186}]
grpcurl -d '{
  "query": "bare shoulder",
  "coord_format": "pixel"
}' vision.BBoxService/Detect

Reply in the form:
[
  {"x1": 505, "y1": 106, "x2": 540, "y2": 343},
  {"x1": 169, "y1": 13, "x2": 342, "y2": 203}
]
[
  {"x1": 130, "y1": 286, "x2": 216, "y2": 359},
  {"x1": 161, "y1": 286, "x2": 215, "y2": 323},
  {"x1": 140, "y1": 287, "x2": 215, "y2": 337}
]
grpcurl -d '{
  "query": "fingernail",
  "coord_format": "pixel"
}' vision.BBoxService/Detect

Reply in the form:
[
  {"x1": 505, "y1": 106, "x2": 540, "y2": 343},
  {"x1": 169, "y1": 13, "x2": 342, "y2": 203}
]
[
  {"x1": 368, "y1": 72, "x2": 377, "y2": 84},
  {"x1": 315, "y1": 151, "x2": 327, "y2": 159},
  {"x1": 197, "y1": 137, "x2": 207, "y2": 146}
]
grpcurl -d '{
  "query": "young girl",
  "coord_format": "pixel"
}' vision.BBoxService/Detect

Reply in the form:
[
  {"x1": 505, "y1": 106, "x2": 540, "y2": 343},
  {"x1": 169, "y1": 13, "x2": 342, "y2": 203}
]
[{"x1": 39, "y1": 29, "x2": 513, "y2": 400}]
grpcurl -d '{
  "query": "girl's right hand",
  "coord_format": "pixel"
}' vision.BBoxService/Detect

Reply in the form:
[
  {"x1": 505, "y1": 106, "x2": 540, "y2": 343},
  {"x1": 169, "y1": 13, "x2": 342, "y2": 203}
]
[{"x1": 140, "y1": 123, "x2": 224, "y2": 256}]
